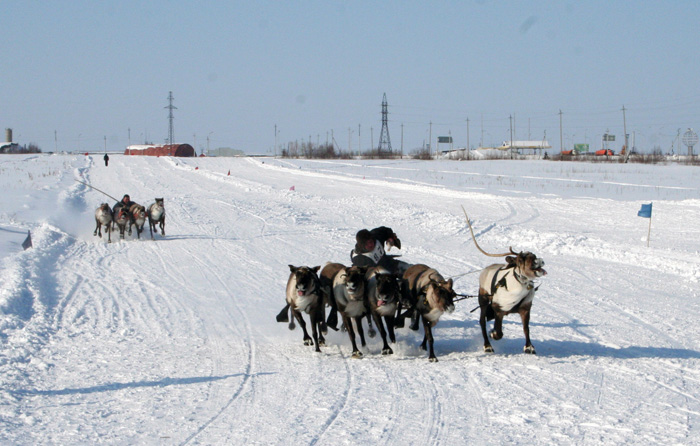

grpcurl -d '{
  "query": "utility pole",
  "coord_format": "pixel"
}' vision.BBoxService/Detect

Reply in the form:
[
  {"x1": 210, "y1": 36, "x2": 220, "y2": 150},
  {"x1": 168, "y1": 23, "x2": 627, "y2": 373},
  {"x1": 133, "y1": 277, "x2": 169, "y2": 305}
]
[
  {"x1": 274, "y1": 124, "x2": 277, "y2": 157},
  {"x1": 509, "y1": 115, "x2": 514, "y2": 159},
  {"x1": 559, "y1": 109, "x2": 563, "y2": 154},
  {"x1": 358, "y1": 124, "x2": 361, "y2": 154},
  {"x1": 429, "y1": 121, "x2": 433, "y2": 158},
  {"x1": 54, "y1": 130, "x2": 57, "y2": 152},
  {"x1": 128, "y1": 128, "x2": 131, "y2": 147},
  {"x1": 104, "y1": 136, "x2": 107, "y2": 152},
  {"x1": 622, "y1": 105, "x2": 629, "y2": 162},
  {"x1": 400, "y1": 123, "x2": 404, "y2": 158},
  {"x1": 466, "y1": 118, "x2": 470, "y2": 160},
  {"x1": 165, "y1": 91, "x2": 177, "y2": 146}
]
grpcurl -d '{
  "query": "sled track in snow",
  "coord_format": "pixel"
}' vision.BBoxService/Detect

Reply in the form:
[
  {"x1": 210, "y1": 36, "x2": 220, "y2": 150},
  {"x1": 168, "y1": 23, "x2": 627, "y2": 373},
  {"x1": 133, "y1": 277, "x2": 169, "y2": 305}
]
[
  {"x1": 309, "y1": 345, "x2": 353, "y2": 445},
  {"x1": 178, "y1": 247, "x2": 256, "y2": 446}
]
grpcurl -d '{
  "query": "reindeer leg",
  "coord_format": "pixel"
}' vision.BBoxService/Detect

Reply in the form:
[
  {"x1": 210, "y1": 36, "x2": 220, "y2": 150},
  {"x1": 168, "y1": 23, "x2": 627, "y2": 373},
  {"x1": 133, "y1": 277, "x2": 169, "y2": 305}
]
[
  {"x1": 366, "y1": 313, "x2": 376, "y2": 338},
  {"x1": 385, "y1": 315, "x2": 397, "y2": 343},
  {"x1": 107, "y1": 222, "x2": 111, "y2": 243},
  {"x1": 393, "y1": 303, "x2": 405, "y2": 328},
  {"x1": 490, "y1": 314, "x2": 504, "y2": 341},
  {"x1": 293, "y1": 310, "x2": 312, "y2": 346},
  {"x1": 422, "y1": 315, "x2": 438, "y2": 362},
  {"x1": 520, "y1": 306, "x2": 536, "y2": 354},
  {"x1": 479, "y1": 294, "x2": 494, "y2": 353},
  {"x1": 354, "y1": 316, "x2": 367, "y2": 347},
  {"x1": 310, "y1": 307, "x2": 322, "y2": 352},
  {"x1": 94, "y1": 220, "x2": 99, "y2": 237},
  {"x1": 372, "y1": 312, "x2": 392, "y2": 355},
  {"x1": 161, "y1": 216, "x2": 165, "y2": 236},
  {"x1": 342, "y1": 314, "x2": 362, "y2": 358}
]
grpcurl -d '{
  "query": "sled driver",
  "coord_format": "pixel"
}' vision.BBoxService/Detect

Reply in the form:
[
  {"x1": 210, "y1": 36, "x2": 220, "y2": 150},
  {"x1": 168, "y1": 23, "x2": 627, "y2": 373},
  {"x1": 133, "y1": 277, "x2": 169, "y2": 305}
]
[
  {"x1": 351, "y1": 226, "x2": 409, "y2": 274},
  {"x1": 113, "y1": 194, "x2": 132, "y2": 214}
]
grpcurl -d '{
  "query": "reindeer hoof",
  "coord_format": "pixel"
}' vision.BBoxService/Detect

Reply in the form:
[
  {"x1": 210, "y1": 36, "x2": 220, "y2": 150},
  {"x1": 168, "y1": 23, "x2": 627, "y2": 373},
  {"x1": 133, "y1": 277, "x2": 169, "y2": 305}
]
[
  {"x1": 304, "y1": 339, "x2": 313, "y2": 346},
  {"x1": 484, "y1": 345, "x2": 494, "y2": 353},
  {"x1": 489, "y1": 330, "x2": 503, "y2": 340},
  {"x1": 523, "y1": 345, "x2": 536, "y2": 354},
  {"x1": 318, "y1": 338, "x2": 326, "y2": 347},
  {"x1": 382, "y1": 347, "x2": 393, "y2": 355},
  {"x1": 368, "y1": 328, "x2": 377, "y2": 338},
  {"x1": 429, "y1": 356, "x2": 438, "y2": 363},
  {"x1": 351, "y1": 350, "x2": 363, "y2": 359}
]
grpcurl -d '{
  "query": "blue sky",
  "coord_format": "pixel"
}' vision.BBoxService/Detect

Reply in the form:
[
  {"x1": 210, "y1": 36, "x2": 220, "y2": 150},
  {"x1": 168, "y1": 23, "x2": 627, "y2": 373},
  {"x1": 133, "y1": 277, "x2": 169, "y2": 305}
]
[{"x1": 2, "y1": 1, "x2": 699, "y2": 154}]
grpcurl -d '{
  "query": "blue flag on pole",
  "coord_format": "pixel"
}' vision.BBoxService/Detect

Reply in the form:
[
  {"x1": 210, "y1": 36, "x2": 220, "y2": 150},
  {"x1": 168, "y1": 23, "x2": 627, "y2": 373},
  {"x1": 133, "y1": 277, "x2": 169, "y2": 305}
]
[{"x1": 637, "y1": 203, "x2": 652, "y2": 218}]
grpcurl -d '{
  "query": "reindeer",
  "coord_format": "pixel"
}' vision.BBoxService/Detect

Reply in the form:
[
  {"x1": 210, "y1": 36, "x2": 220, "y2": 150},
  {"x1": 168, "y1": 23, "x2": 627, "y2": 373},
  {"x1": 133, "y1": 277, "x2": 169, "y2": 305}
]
[
  {"x1": 147, "y1": 198, "x2": 165, "y2": 239},
  {"x1": 281, "y1": 265, "x2": 325, "y2": 352},
  {"x1": 463, "y1": 207, "x2": 547, "y2": 354},
  {"x1": 401, "y1": 264, "x2": 456, "y2": 362},
  {"x1": 93, "y1": 203, "x2": 113, "y2": 243},
  {"x1": 321, "y1": 263, "x2": 370, "y2": 358},
  {"x1": 365, "y1": 266, "x2": 402, "y2": 355},
  {"x1": 113, "y1": 206, "x2": 131, "y2": 240},
  {"x1": 127, "y1": 203, "x2": 147, "y2": 239}
]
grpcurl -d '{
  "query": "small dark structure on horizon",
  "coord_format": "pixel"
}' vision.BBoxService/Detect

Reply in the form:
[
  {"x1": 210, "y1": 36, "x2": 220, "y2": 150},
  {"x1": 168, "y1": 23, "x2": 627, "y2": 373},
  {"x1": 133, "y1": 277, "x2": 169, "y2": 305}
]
[{"x1": 124, "y1": 144, "x2": 195, "y2": 157}]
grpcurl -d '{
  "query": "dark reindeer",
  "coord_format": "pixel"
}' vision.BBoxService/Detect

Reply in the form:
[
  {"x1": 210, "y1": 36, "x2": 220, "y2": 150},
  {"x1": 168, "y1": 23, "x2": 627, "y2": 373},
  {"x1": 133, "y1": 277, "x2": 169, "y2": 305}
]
[
  {"x1": 401, "y1": 264, "x2": 456, "y2": 362},
  {"x1": 321, "y1": 263, "x2": 369, "y2": 358},
  {"x1": 282, "y1": 265, "x2": 325, "y2": 352},
  {"x1": 93, "y1": 203, "x2": 113, "y2": 243},
  {"x1": 113, "y1": 206, "x2": 131, "y2": 240},
  {"x1": 127, "y1": 203, "x2": 147, "y2": 239},
  {"x1": 147, "y1": 198, "x2": 165, "y2": 239},
  {"x1": 365, "y1": 267, "x2": 402, "y2": 355},
  {"x1": 463, "y1": 207, "x2": 547, "y2": 354}
]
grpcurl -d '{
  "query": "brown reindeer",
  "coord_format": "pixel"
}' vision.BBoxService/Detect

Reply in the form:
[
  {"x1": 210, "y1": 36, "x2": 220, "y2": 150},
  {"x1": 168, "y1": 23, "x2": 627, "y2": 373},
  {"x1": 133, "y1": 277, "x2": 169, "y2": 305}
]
[
  {"x1": 128, "y1": 203, "x2": 147, "y2": 239},
  {"x1": 93, "y1": 203, "x2": 113, "y2": 243},
  {"x1": 463, "y1": 207, "x2": 547, "y2": 354},
  {"x1": 365, "y1": 266, "x2": 402, "y2": 355},
  {"x1": 321, "y1": 263, "x2": 369, "y2": 358},
  {"x1": 283, "y1": 265, "x2": 325, "y2": 352},
  {"x1": 402, "y1": 264, "x2": 456, "y2": 362},
  {"x1": 113, "y1": 206, "x2": 131, "y2": 240}
]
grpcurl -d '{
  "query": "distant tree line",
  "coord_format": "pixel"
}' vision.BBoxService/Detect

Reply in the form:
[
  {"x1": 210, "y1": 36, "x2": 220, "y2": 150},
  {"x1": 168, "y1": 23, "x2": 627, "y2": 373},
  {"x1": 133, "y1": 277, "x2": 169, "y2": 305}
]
[{"x1": 0, "y1": 143, "x2": 42, "y2": 154}]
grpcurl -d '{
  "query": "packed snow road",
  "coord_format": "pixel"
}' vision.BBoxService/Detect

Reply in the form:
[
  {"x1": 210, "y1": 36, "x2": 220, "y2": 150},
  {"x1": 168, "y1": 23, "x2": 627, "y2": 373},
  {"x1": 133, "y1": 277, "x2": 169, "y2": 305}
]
[{"x1": 1, "y1": 154, "x2": 699, "y2": 445}]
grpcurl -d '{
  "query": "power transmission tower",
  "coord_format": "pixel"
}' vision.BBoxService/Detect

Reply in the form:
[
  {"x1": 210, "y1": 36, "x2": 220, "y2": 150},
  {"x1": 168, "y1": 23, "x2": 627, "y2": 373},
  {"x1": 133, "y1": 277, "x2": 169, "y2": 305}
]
[
  {"x1": 377, "y1": 93, "x2": 392, "y2": 154},
  {"x1": 165, "y1": 91, "x2": 177, "y2": 146}
]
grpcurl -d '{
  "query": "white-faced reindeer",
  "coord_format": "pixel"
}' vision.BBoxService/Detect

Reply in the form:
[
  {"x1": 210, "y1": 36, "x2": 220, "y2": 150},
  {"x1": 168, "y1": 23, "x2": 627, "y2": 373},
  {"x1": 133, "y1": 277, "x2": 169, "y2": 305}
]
[
  {"x1": 93, "y1": 203, "x2": 113, "y2": 243},
  {"x1": 401, "y1": 264, "x2": 456, "y2": 362},
  {"x1": 147, "y1": 198, "x2": 165, "y2": 239},
  {"x1": 463, "y1": 207, "x2": 547, "y2": 354},
  {"x1": 128, "y1": 203, "x2": 147, "y2": 239}
]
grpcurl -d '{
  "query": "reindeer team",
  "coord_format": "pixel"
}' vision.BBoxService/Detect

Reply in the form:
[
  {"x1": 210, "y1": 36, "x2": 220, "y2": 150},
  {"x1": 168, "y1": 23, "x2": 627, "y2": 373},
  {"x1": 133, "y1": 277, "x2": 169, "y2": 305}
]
[
  {"x1": 93, "y1": 198, "x2": 166, "y2": 242},
  {"x1": 282, "y1": 207, "x2": 546, "y2": 362}
]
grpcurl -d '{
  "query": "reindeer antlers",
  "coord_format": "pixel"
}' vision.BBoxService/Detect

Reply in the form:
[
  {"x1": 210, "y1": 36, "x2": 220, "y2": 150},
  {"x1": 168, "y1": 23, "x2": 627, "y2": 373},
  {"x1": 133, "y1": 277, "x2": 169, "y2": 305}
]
[{"x1": 461, "y1": 206, "x2": 514, "y2": 257}]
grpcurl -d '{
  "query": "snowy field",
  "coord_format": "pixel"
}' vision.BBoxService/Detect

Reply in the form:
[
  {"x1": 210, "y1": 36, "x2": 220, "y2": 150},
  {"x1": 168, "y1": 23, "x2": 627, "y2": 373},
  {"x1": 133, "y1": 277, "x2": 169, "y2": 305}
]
[{"x1": 1, "y1": 153, "x2": 699, "y2": 445}]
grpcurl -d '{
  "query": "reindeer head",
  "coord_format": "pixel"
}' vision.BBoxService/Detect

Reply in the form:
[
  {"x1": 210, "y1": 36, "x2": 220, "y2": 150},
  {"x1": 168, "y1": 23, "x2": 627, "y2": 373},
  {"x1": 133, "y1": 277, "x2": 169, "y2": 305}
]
[
  {"x1": 155, "y1": 198, "x2": 164, "y2": 207},
  {"x1": 506, "y1": 251, "x2": 547, "y2": 280},
  {"x1": 426, "y1": 277, "x2": 456, "y2": 314},
  {"x1": 341, "y1": 265, "x2": 368, "y2": 301},
  {"x1": 373, "y1": 273, "x2": 401, "y2": 307},
  {"x1": 288, "y1": 265, "x2": 321, "y2": 297}
]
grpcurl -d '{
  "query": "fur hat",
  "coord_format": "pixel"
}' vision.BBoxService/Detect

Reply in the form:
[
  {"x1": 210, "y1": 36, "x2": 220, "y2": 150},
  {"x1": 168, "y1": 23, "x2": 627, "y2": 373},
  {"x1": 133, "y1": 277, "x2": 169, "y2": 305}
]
[{"x1": 355, "y1": 229, "x2": 372, "y2": 245}]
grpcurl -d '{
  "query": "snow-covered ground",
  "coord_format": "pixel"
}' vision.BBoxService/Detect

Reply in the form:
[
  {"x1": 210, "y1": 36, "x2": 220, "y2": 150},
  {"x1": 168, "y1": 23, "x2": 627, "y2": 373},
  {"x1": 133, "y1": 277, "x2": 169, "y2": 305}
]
[{"x1": 1, "y1": 153, "x2": 699, "y2": 445}]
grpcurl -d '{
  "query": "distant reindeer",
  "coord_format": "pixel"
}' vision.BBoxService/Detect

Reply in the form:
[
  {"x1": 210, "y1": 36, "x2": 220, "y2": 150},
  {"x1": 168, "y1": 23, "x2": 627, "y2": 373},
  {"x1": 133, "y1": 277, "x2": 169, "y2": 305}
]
[
  {"x1": 147, "y1": 198, "x2": 165, "y2": 239},
  {"x1": 128, "y1": 203, "x2": 147, "y2": 239},
  {"x1": 93, "y1": 203, "x2": 113, "y2": 243},
  {"x1": 113, "y1": 207, "x2": 130, "y2": 240}
]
